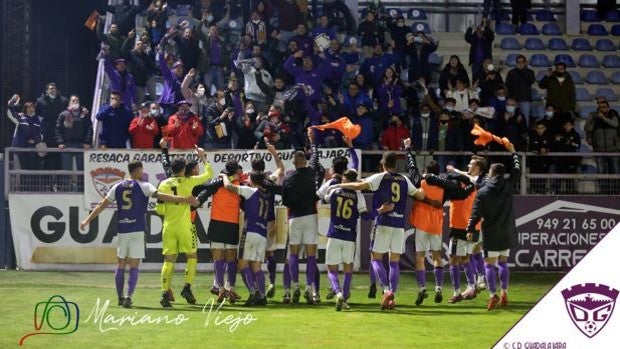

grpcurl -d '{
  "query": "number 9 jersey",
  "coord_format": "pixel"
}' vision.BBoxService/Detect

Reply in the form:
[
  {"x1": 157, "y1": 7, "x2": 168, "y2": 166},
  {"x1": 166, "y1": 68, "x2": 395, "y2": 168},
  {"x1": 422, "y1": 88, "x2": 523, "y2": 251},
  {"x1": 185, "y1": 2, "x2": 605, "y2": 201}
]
[{"x1": 364, "y1": 172, "x2": 420, "y2": 228}]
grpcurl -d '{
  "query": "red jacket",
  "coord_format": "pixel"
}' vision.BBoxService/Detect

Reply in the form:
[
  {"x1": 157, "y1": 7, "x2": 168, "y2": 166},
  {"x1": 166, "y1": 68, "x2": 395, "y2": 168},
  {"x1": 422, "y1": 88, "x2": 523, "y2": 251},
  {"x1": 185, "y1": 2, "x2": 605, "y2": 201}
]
[
  {"x1": 381, "y1": 125, "x2": 410, "y2": 150},
  {"x1": 167, "y1": 113, "x2": 204, "y2": 149},
  {"x1": 129, "y1": 116, "x2": 159, "y2": 149}
]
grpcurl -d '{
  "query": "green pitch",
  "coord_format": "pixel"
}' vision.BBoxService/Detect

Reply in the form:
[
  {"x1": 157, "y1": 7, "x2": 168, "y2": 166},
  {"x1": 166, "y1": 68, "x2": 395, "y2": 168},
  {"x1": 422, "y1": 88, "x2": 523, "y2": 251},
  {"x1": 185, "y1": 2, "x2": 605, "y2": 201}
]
[{"x1": 0, "y1": 271, "x2": 561, "y2": 349}]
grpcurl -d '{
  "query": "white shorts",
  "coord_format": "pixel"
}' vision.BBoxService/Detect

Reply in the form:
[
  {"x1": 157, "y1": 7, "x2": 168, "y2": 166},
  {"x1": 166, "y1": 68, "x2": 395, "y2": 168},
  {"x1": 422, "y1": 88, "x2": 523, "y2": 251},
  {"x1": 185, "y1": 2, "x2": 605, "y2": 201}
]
[
  {"x1": 325, "y1": 238, "x2": 356, "y2": 265},
  {"x1": 288, "y1": 214, "x2": 318, "y2": 245},
  {"x1": 449, "y1": 238, "x2": 476, "y2": 257},
  {"x1": 211, "y1": 242, "x2": 238, "y2": 250},
  {"x1": 241, "y1": 232, "x2": 266, "y2": 262},
  {"x1": 265, "y1": 221, "x2": 277, "y2": 252},
  {"x1": 484, "y1": 249, "x2": 510, "y2": 258},
  {"x1": 371, "y1": 225, "x2": 404, "y2": 254},
  {"x1": 117, "y1": 231, "x2": 145, "y2": 259},
  {"x1": 415, "y1": 229, "x2": 442, "y2": 252}
]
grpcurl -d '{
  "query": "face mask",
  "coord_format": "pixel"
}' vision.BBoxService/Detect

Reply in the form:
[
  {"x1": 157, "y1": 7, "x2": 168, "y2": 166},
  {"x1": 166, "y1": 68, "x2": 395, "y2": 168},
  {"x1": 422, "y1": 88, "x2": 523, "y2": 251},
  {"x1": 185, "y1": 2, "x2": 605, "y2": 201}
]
[
  {"x1": 421, "y1": 113, "x2": 430, "y2": 118},
  {"x1": 207, "y1": 15, "x2": 214, "y2": 22},
  {"x1": 397, "y1": 22, "x2": 404, "y2": 27},
  {"x1": 545, "y1": 111, "x2": 554, "y2": 118},
  {"x1": 557, "y1": 77, "x2": 565, "y2": 83},
  {"x1": 440, "y1": 120, "x2": 449, "y2": 125},
  {"x1": 445, "y1": 106, "x2": 454, "y2": 112},
  {"x1": 506, "y1": 106, "x2": 516, "y2": 113},
  {"x1": 246, "y1": 108, "x2": 255, "y2": 114},
  {"x1": 252, "y1": 19, "x2": 261, "y2": 24},
  {"x1": 218, "y1": 99, "x2": 226, "y2": 106},
  {"x1": 413, "y1": 36, "x2": 423, "y2": 43},
  {"x1": 150, "y1": 109, "x2": 159, "y2": 116},
  {"x1": 48, "y1": 92, "x2": 57, "y2": 99},
  {"x1": 70, "y1": 103, "x2": 80, "y2": 111},
  {"x1": 196, "y1": 87, "x2": 206, "y2": 97},
  {"x1": 497, "y1": 96, "x2": 506, "y2": 102}
]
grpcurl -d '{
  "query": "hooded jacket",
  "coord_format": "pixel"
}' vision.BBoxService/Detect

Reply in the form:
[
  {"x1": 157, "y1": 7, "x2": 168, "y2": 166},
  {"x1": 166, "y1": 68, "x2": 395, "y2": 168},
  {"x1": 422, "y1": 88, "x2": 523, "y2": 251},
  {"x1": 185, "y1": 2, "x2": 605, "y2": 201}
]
[{"x1": 466, "y1": 153, "x2": 520, "y2": 251}]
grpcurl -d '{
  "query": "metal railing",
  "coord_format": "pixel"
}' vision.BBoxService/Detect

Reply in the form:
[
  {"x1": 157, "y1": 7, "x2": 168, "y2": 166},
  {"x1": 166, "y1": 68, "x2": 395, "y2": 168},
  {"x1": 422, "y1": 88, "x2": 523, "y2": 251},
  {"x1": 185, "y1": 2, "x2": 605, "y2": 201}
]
[{"x1": 4, "y1": 147, "x2": 620, "y2": 198}]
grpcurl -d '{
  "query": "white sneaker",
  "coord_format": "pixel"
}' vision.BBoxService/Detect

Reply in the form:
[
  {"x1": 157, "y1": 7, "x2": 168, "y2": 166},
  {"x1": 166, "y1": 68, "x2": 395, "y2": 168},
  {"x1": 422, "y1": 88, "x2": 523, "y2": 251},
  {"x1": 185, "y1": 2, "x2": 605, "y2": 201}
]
[
  {"x1": 335, "y1": 292, "x2": 344, "y2": 311},
  {"x1": 476, "y1": 275, "x2": 487, "y2": 291}
]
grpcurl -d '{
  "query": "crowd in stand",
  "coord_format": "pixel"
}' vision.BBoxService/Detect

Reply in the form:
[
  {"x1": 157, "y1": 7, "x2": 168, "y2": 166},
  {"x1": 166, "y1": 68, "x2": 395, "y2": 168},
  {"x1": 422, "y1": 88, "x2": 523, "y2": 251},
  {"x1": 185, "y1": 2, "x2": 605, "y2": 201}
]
[{"x1": 5, "y1": 1, "x2": 619, "y2": 191}]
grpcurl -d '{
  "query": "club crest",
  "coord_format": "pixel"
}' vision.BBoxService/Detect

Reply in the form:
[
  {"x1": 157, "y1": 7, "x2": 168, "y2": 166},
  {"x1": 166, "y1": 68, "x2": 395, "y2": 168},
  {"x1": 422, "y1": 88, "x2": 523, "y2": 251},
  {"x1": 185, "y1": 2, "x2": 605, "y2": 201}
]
[
  {"x1": 561, "y1": 283, "x2": 618, "y2": 338},
  {"x1": 90, "y1": 167, "x2": 125, "y2": 198}
]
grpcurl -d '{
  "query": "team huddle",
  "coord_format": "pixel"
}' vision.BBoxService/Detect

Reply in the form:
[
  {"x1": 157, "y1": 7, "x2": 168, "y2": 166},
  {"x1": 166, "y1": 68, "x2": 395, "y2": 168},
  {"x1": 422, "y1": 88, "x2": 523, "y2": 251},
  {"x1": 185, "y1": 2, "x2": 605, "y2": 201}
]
[{"x1": 80, "y1": 129, "x2": 519, "y2": 312}]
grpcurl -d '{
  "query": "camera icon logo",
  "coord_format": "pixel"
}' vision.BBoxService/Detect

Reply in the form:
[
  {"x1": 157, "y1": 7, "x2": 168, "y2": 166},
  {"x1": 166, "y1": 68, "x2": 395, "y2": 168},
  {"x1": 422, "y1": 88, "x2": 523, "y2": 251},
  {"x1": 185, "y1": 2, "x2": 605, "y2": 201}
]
[{"x1": 19, "y1": 295, "x2": 80, "y2": 345}]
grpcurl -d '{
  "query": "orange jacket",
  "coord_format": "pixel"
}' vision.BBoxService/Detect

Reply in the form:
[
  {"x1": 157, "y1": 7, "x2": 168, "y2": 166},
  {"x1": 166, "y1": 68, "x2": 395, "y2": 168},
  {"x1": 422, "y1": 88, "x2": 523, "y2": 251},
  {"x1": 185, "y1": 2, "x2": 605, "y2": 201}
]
[
  {"x1": 409, "y1": 180, "x2": 444, "y2": 234},
  {"x1": 210, "y1": 180, "x2": 241, "y2": 223},
  {"x1": 450, "y1": 186, "x2": 481, "y2": 230}
]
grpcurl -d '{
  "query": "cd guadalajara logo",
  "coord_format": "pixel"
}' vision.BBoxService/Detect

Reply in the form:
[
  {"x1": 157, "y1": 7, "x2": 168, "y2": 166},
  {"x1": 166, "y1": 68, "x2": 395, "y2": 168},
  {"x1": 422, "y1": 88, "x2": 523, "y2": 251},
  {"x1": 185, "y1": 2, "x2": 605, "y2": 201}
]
[{"x1": 561, "y1": 283, "x2": 618, "y2": 338}]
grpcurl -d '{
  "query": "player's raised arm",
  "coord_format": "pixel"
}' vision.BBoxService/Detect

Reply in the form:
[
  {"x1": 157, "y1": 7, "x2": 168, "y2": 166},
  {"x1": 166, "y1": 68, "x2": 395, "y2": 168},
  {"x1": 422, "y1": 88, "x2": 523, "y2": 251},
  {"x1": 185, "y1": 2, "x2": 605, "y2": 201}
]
[
  {"x1": 188, "y1": 145, "x2": 213, "y2": 185},
  {"x1": 80, "y1": 197, "x2": 112, "y2": 230},
  {"x1": 403, "y1": 138, "x2": 423, "y2": 187},
  {"x1": 266, "y1": 139, "x2": 284, "y2": 181},
  {"x1": 160, "y1": 138, "x2": 173, "y2": 178},
  {"x1": 343, "y1": 136, "x2": 359, "y2": 171}
]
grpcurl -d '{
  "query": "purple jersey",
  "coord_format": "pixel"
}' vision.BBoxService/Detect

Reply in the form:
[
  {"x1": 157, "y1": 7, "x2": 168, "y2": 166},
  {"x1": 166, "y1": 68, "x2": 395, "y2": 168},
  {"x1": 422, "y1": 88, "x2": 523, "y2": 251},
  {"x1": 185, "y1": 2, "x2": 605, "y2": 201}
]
[
  {"x1": 326, "y1": 188, "x2": 367, "y2": 242},
  {"x1": 108, "y1": 179, "x2": 155, "y2": 234},
  {"x1": 364, "y1": 172, "x2": 418, "y2": 228},
  {"x1": 239, "y1": 186, "x2": 270, "y2": 237}
]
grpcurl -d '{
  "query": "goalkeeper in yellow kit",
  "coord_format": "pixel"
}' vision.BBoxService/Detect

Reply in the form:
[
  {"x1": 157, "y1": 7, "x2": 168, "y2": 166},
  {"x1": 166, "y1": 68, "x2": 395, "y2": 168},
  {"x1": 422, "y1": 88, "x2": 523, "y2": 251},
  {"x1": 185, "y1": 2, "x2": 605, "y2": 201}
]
[{"x1": 156, "y1": 146, "x2": 213, "y2": 307}]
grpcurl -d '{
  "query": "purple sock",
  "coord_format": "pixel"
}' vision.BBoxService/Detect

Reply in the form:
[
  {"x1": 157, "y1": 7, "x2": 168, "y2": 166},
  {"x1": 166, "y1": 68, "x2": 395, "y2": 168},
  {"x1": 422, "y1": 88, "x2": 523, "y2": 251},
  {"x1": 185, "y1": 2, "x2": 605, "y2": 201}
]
[
  {"x1": 464, "y1": 262, "x2": 476, "y2": 286},
  {"x1": 343, "y1": 272, "x2": 352, "y2": 299},
  {"x1": 242, "y1": 267, "x2": 254, "y2": 293},
  {"x1": 449, "y1": 265, "x2": 460, "y2": 291},
  {"x1": 214, "y1": 259, "x2": 225, "y2": 288},
  {"x1": 473, "y1": 253, "x2": 485, "y2": 276},
  {"x1": 371, "y1": 259, "x2": 388, "y2": 288},
  {"x1": 485, "y1": 263, "x2": 497, "y2": 294},
  {"x1": 115, "y1": 268, "x2": 124, "y2": 298},
  {"x1": 289, "y1": 255, "x2": 299, "y2": 284},
  {"x1": 306, "y1": 256, "x2": 317, "y2": 288},
  {"x1": 283, "y1": 262, "x2": 291, "y2": 289},
  {"x1": 415, "y1": 270, "x2": 426, "y2": 288},
  {"x1": 254, "y1": 270, "x2": 266, "y2": 296},
  {"x1": 369, "y1": 260, "x2": 376, "y2": 284},
  {"x1": 328, "y1": 270, "x2": 341, "y2": 294},
  {"x1": 267, "y1": 255, "x2": 276, "y2": 284},
  {"x1": 227, "y1": 260, "x2": 237, "y2": 287},
  {"x1": 434, "y1": 266, "x2": 444, "y2": 288},
  {"x1": 314, "y1": 264, "x2": 321, "y2": 290},
  {"x1": 127, "y1": 268, "x2": 139, "y2": 297},
  {"x1": 388, "y1": 261, "x2": 400, "y2": 293},
  {"x1": 498, "y1": 261, "x2": 510, "y2": 290}
]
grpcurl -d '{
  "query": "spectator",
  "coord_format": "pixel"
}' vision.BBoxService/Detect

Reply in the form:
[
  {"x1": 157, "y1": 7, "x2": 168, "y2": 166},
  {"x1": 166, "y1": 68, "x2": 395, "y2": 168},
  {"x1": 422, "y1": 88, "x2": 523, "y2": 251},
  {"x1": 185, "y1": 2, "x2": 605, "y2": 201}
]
[
  {"x1": 350, "y1": 104, "x2": 375, "y2": 150},
  {"x1": 436, "y1": 111, "x2": 465, "y2": 171},
  {"x1": 7, "y1": 96, "x2": 42, "y2": 172},
  {"x1": 246, "y1": 11, "x2": 268, "y2": 48},
  {"x1": 96, "y1": 20, "x2": 126, "y2": 62},
  {"x1": 340, "y1": 38, "x2": 361, "y2": 87},
  {"x1": 359, "y1": 43, "x2": 399, "y2": 87},
  {"x1": 268, "y1": 76, "x2": 288, "y2": 109},
  {"x1": 122, "y1": 30, "x2": 157, "y2": 105},
  {"x1": 235, "y1": 110, "x2": 258, "y2": 149},
  {"x1": 488, "y1": 85, "x2": 508, "y2": 116},
  {"x1": 538, "y1": 62, "x2": 576, "y2": 115},
  {"x1": 446, "y1": 79, "x2": 479, "y2": 112},
  {"x1": 465, "y1": 19, "x2": 494, "y2": 82},
  {"x1": 101, "y1": 0, "x2": 149, "y2": 35},
  {"x1": 157, "y1": 41, "x2": 186, "y2": 118},
  {"x1": 412, "y1": 104, "x2": 439, "y2": 168},
  {"x1": 206, "y1": 90, "x2": 235, "y2": 149},
  {"x1": 146, "y1": 19, "x2": 166, "y2": 52},
  {"x1": 596, "y1": 0, "x2": 618, "y2": 19},
  {"x1": 312, "y1": 14, "x2": 336, "y2": 40},
  {"x1": 290, "y1": 24, "x2": 314, "y2": 57},
  {"x1": 529, "y1": 120, "x2": 551, "y2": 194},
  {"x1": 354, "y1": 73, "x2": 373, "y2": 100},
  {"x1": 198, "y1": 25, "x2": 227, "y2": 93},
  {"x1": 584, "y1": 100, "x2": 619, "y2": 194},
  {"x1": 478, "y1": 66, "x2": 504, "y2": 107},
  {"x1": 341, "y1": 82, "x2": 372, "y2": 117},
  {"x1": 224, "y1": 78, "x2": 245, "y2": 120},
  {"x1": 510, "y1": 0, "x2": 532, "y2": 29},
  {"x1": 55, "y1": 94, "x2": 92, "y2": 172},
  {"x1": 173, "y1": 27, "x2": 201, "y2": 71},
  {"x1": 492, "y1": 97, "x2": 528, "y2": 151},
  {"x1": 387, "y1": 16, "x2": 409, "y2": 64},
  {"x1": 439, "y1": 56, "x2": 470, "y2": 97},
  {"x1": 255, "y1": 105, "x2": 291, "y2": 149},
  {"x1": 166, "y1": 100, "x2": 204, "y2": 149},
  {"x1": 129, "y1": 102, "x2": 160, "y2": 149},
  {"x1": 404, "y1": 31, "x2": 438, "y2": 83},
  {"x1": 181, "y1": 69, "x2": 209, "y2": 117},
  {"x1": 357, "y1": 10, "x2": 383, "y2": 59},
  {"x1": 376, "y1": 68, "x2": 404, "y2": 118},
  {"x1": 35, "y1": 83, "x2": 68, "y2": 170},
  {"x1": 236, "y1": 54, "x2": 273, "y2": 113},
  {"x1": 483, "y1": 0, "x2": 501, "y2": 23},
  {"x1": 381, "y1": 114, "x2": 410, "y2": 151},
  {"x1": 323, "y1": 40, "x2": 346, "y2": 90},
  {"x1": 147, "y1": 0, "x2": 168, "y2": 32},
  {"x1": 273, "y1": 0, "x2": 305, "y2": 51},
  {"x1": 551, "y1": 119, "x2": 581, "y2": 194},
  {"x1": 540, "y1": 103, "x2": 564, "y2": 138},
  {"x1": 314, "y1": 114, "x2": 343, "y2": 148},
  {"x1": 96, "y1": 91, "x2": 133, "y2": 149},
  {"x1": 505, "y1": 54, "x2": 536, "y2": 125},
  {"x1": 102, "y1": 50, "x2": 137, "y2": 108}
]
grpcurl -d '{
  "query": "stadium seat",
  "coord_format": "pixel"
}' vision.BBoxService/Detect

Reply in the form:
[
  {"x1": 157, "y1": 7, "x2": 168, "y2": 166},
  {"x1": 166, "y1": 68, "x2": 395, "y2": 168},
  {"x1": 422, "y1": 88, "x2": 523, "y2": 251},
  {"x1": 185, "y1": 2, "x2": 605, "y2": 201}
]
[
  {"x1": 612, "y1": 24, "x2": 620, "y2": 36},
  {"x1": 606, "y1": 10, "x2": 620, "y2": 22},
  {"x1": 530, "y1": 54, "x2": 552, "y2": 67},
  {"x1": 501, "y1": 37, "x2": 521, "y2": 50},
  {"x1": 568, "y1": 71, "x2": 583, "y2": 84},
  {"x1": 428, "y1": 53, "x2": 443, "y2": 66},
  {"x1": 524, "y1": 38, "x2": 545, "y2": 50},
  {"x1": 386, "y1": 8, "x2": 403, "y2": 19},
  {"x1": 407, "y1": 8, "x2": 427, "y2": 20},
  {"x1": 585, "y1": 70, "x2": 608, "y2": 84},
  {"x1": 519, "y1": 23, "x2": 539, "y2": 35},
  {"x1": 579, "y1": 105, "x2": 597, "y2": 118},
  {"x1": 536, "y1": 9, "x2": 556, "y2": 22},
  {"x1": 531, "y1": 88, "x2": 544, "y2": 101},
  {"x1": 581, "y1": 10, "x2": 600, "y2": 22},
  {"x1": 536, "y1": 70, "x2": 547, "y2": 81},
  {"x1": 576, "y1": 88, "x2": 592, "y2": 101},
  {"x1": 611, "y1": 71, "x2": 620, "y2": 84},
  {"x1": 602, "y1": 54, "x2": 620, "y2": 68},
  {"x1": 500, "y1": 10, "x2": 512, "y2": 22},
  {"x1": 571, "y1": 38, "x2": 593, "y2": 51},
  {"x1": 505, "y1": 53, "x2": 518, "y2": 67},
  {"x1": 595, "y1": 38, "x2": 617, "y2": 51},
  {"x1": 548, "y1": 38, "x2": 569, "y2": 50},
  {"x1": 595, "y1": 88, "x2": 619, "y2": 102},
  {"x1": 411, "y1": 22, "x2": 431, "y2": 34},
  {"x1": 495, "y1": 22, "x2": 516, "y2": 35},
  {"x1": 554, "y1": 54, "x2": 576, "y2": 67},
  {"x1": 175, "y1": 4, "x2": 191, "y2": 17},
  {"x1": 541, "y1": 23, "x2": 562, "y2": 36},
  {"x1": 588, "y1": 24, "x2": 609, "y2": 36},
  {"x1": 578, "y1": 54, "x2": 599, "y2": 67}
]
